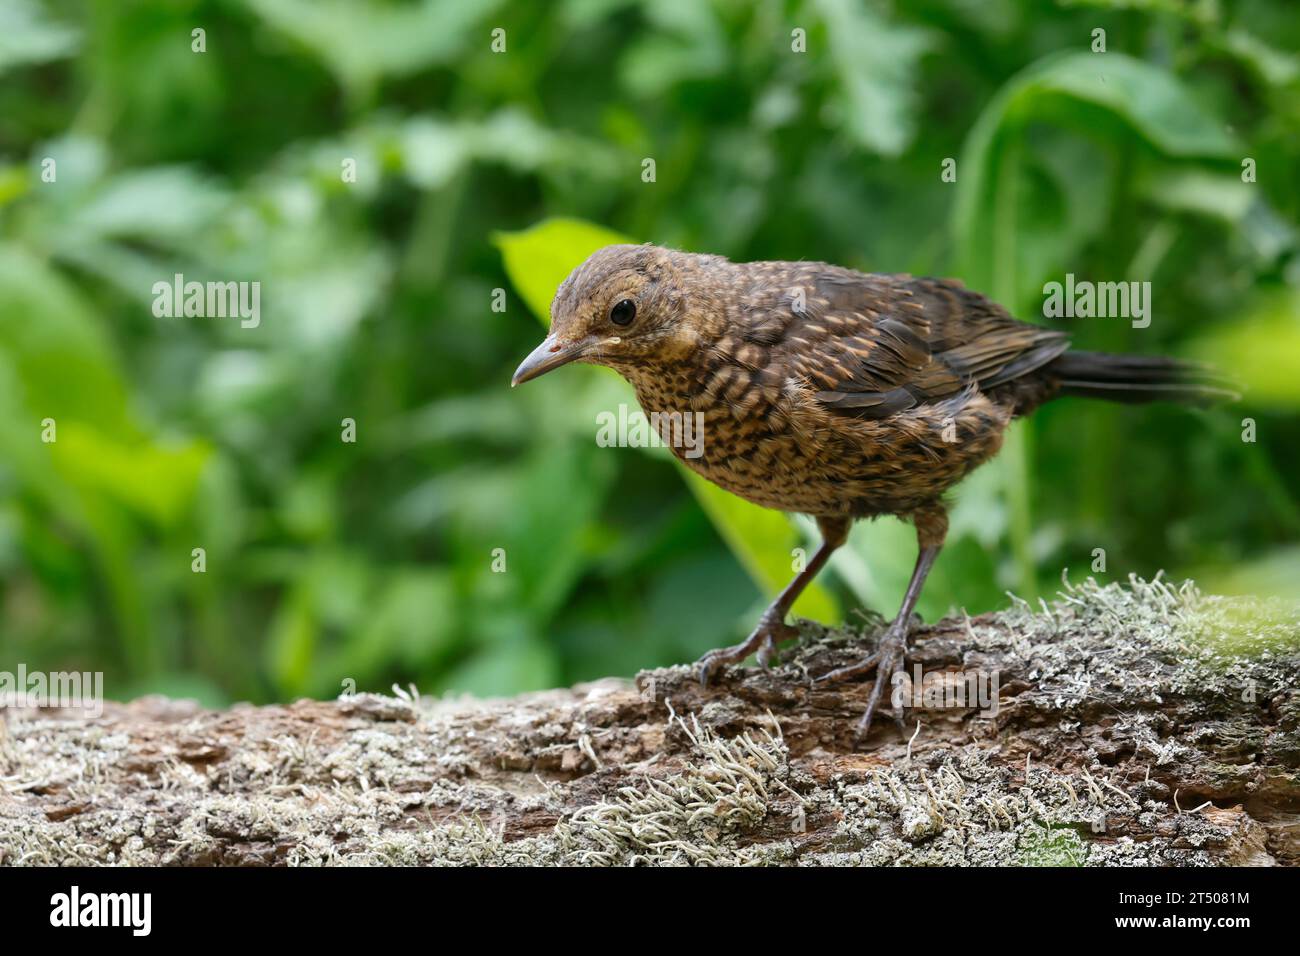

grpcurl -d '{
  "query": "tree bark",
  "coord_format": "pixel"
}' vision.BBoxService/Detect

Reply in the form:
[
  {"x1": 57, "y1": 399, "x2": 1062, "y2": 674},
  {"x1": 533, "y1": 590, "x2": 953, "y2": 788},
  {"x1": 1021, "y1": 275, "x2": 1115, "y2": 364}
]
[{"x1": 1, "y1": 577, "x2": 1297, "y2": 866}]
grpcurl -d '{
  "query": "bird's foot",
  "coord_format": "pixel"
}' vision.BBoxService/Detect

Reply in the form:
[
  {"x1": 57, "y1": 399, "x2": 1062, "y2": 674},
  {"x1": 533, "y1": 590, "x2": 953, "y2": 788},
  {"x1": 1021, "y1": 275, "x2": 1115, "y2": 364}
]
[
  {"x1": 815, "y1": 621, "x2": 912, "y2": 741},
  {"x1": 695, "y1": 615, "x2": 799, "y2": 685}
]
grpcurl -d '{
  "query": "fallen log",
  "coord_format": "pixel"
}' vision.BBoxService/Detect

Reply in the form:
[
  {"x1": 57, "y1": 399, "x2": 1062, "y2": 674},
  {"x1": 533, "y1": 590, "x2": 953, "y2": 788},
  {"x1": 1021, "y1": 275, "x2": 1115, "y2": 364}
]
[{"x1": 1, "y1": 576, "x2": 1296, "y2": 866}]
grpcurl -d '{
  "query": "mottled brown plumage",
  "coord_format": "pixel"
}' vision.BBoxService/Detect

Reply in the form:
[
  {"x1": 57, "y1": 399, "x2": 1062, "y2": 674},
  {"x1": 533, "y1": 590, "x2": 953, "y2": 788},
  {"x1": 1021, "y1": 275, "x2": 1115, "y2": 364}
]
[{"x1": 513, "y1": 243, "x2": 1231, "y2": 741}]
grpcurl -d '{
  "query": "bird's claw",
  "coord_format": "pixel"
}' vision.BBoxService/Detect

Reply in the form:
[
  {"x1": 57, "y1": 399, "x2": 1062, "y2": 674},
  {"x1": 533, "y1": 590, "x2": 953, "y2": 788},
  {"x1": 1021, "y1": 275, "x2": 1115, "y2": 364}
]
[
  {"x1": 756, "y1": 633, "x2": 782, "y2": 669},
  {"x1": 695, "y1": 617, "x2": 798, "y2": 685},
  {"x1": 815, "y1": 624, "x2": 912, "y2": 742}
]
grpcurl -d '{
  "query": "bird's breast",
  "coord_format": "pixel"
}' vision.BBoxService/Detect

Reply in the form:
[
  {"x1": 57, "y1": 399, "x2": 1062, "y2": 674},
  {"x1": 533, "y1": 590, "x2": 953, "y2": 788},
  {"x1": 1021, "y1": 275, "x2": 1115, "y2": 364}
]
[{"x1": 627, "y1": 363, "x2": 867, "y2": 515}]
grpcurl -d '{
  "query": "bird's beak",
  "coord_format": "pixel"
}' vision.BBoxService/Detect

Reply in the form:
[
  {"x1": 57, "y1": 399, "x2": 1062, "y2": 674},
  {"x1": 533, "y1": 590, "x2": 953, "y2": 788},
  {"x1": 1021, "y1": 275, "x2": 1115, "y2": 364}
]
[{"x1": 511, "y1": 333, "x2": 591, "y2": 387}]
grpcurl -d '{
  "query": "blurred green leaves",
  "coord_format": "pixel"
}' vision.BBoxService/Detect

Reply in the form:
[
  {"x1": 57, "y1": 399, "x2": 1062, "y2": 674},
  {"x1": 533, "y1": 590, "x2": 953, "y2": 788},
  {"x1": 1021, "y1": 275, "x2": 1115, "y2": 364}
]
[
  {"x1": 956, "y1": 50, "x2": 1239, "y2": 307},
  {"x1": 1190, "y1": 290, "x2": 1300, "y2": 405},
  {"x1": 948, "y1": 48, "x2": 1275, "y2": 601},
  {"x1": 246, "y1": 0, "x2": 505, "y2": 102},
  {"x1": 0, "y1": 0, "x2": 77, "y2": 75},
  {"x1": 813, "y1": 0, "x2": 935, "y2": 157},
  {"x1": 0, "y1": 0, "x2": 1295, "y2": 705},
  {"x1": 52, "y1": 425, "x2": 209, "y2": 529},
  {"x1": 0, "y1": 244, "x2": 208, "y2": 673}
]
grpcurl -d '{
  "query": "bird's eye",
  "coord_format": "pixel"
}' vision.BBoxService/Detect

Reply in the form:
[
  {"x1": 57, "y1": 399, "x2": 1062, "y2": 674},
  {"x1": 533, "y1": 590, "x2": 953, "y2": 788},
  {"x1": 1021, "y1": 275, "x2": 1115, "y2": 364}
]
[{"x1": 610, "y1": 299, "x2": 636, "y2": 326}]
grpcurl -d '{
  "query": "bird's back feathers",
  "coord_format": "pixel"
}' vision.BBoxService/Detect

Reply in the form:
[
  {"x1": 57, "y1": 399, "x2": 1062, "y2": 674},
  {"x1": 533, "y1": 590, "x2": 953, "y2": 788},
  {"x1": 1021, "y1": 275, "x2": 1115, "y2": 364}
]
[{"x1": 732, "y1": 269, "x2": 1069, "y2": 419}]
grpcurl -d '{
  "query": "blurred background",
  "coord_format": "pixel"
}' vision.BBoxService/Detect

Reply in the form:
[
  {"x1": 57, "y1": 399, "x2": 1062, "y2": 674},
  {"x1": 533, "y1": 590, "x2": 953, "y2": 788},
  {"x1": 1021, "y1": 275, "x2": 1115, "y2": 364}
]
[{"x1": 0, "y1": 0, "x2": 1296, "y2": 706}]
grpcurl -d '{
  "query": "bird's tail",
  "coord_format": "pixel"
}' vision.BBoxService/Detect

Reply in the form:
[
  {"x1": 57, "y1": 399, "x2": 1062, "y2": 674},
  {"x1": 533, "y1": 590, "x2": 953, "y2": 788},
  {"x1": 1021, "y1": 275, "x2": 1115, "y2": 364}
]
[{"x1": 1048, "y1": 350, "x2": 1239, "y2": 406}]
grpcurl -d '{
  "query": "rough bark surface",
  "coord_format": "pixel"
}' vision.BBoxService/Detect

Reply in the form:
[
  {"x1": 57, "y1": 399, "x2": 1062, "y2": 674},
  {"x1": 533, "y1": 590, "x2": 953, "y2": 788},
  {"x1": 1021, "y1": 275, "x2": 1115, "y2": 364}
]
[{"x1": 2, "y1": 576, "x2": 1298, "y2": 866}]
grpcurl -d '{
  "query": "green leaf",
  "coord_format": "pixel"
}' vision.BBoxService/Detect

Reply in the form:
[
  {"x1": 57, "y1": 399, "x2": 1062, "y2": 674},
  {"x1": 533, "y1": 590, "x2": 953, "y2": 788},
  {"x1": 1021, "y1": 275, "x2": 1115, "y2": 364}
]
[
  {"x1": 0, "y1": 244, "x2": 206, "y2": 671},
  {"x1": 50, "y1": 424, "x2": 210, "y2": 530},
  {"x1": 493, "y1": 218, "x2": 629, "y2": 323},
  {"x1": 245, "y1": 0, "x2": 504, "y2": 99},
  {"x1": 619, "y1": 0, "x2": 727, "y2": 98},
  {"x1": 1136, "y1": 167, "x2": 1256, "y2": 222},
  {"x1": 265, "y1": 582, "x2": 318, "y2": 695},
  {"x1": 951, "y1": 51, "x2": 1240, "y2": 600},
  {"x1": 682, "y1": 471, "x2": 838, "y2": 621},
  {"x1": 956, "y1": 50, "x2": 1240, "y2": 297},
  {"x1": 396, "y1": 112, "x2": 622, "y2": 190},
  {"x1": 0, "y1": 0, "x2": 79, "y2": 76},
  {"x1": 812, "y1": 0, "x2": 936, "y2": 157},
  {"x1": 0, "y1": 243, "x2": 134, "y2": 436},
  {"x1": 0, "y1": 244, "x2": 210, "y2": 529},
  {"x1": 494, "y1": 218, "x2": 840, "y2": 621},
  {"x1": 292, "y1": 567, "x2": 459, "y2": 696},
  {"x1": 1216, "y1": 28, "x2": 1300, "y2": 89},
  {"x1": 70, "y1": 166, "x2": 228, "y2": 242},
  {"x1": 1188, "y1": 290, "x2": 1300, "y2": 406}
]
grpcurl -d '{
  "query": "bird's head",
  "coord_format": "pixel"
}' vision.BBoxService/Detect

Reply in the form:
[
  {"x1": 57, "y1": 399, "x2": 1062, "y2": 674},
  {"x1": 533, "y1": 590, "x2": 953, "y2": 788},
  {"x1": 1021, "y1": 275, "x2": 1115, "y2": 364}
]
[{"x1": 512, "y1": 243, "x2": 715, "y2": 386}]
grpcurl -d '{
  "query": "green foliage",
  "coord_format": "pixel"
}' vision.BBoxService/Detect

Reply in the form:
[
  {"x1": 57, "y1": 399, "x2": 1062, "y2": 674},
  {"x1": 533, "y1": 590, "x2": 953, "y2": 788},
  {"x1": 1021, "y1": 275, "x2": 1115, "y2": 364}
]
[
  {"x1": 0, "y1": 0, "x2": 1295, "y2": 704},
  {"x1": 0, "y1": 0, "x2": 77, "y2": 73},
  {"x1": 1190, "y1": 290, "x2": 1300, "y2": 405},
  {"x1": 812, "y1": 0, "x2": 936, "y2": 157}
]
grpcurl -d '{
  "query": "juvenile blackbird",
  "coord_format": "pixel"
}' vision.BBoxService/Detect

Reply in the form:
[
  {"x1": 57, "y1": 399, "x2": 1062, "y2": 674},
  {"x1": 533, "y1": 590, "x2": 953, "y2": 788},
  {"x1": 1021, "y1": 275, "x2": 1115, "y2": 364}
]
[{"x1": 512, "y1": 244, "x2": 1231, "y2": 739}]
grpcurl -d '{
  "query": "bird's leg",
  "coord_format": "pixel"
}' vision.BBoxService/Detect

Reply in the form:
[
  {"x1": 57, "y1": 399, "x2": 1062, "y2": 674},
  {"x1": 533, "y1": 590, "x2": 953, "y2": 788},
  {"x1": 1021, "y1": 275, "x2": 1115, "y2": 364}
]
[
  {"x1": 816, "y1": 505, "x2": 948, "y2": 740},
  {"x1": 695, "y1": 516, "x2": 850, "y2": 685}
]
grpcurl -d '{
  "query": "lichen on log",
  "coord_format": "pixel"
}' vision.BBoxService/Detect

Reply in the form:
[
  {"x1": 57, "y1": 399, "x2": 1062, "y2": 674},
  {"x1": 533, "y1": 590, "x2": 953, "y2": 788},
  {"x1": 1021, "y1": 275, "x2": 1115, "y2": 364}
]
[{"x1": 1, "y1": 576, "x2": 1296, "y2": 866}]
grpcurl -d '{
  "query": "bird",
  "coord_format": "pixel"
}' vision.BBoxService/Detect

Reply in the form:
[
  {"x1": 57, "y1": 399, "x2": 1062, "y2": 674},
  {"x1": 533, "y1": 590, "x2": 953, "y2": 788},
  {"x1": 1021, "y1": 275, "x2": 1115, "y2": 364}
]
[{"x1": 511, "y1": 243, "x2": 1233, "y2": 741}]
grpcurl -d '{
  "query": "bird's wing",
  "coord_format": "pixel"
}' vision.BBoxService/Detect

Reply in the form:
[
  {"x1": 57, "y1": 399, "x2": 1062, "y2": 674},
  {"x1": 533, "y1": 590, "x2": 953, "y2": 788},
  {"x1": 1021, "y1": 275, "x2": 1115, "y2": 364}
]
[{"x1": 767, "y1": 271, "x2": 1069, "y2": 419}]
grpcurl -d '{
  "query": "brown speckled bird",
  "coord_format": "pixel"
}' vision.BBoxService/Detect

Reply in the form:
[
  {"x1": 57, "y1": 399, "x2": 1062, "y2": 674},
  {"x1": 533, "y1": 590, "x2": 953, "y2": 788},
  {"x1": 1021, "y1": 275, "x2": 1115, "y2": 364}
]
[{"x1": 512, "y1": 244, "x2": 1231, "y2": 740}]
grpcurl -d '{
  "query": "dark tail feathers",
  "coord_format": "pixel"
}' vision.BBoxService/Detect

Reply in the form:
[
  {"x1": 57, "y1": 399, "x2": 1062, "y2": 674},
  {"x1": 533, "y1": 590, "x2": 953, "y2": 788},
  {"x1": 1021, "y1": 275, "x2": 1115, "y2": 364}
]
[{"x1": 1049, "y1": 350, "x2": 1239, "y2": 406}]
